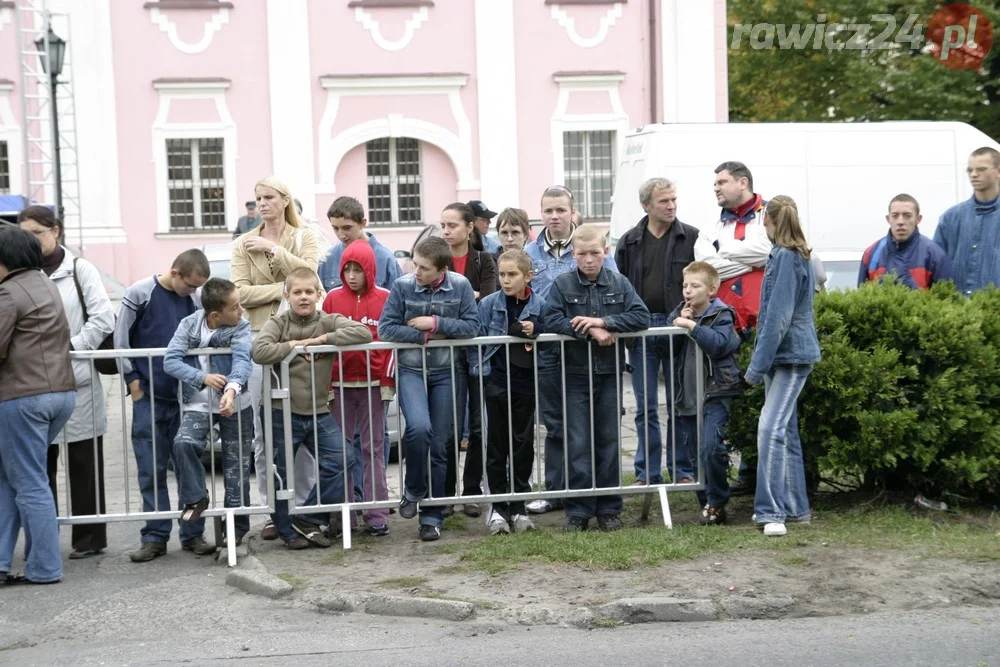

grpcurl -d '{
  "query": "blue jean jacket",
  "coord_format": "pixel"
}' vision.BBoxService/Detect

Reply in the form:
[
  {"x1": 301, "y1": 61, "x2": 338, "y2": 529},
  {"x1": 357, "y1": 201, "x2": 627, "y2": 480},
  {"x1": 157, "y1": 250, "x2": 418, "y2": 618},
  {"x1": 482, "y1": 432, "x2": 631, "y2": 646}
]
[
  {"x1": 523, "y1": 231, "x2": 619, "y2": 303},
  {"x1": 745, "y1": 247, "x2": 821, "y2": 385},
  {"x1": 317, "y1": 232, "x2": 402, "y2": 291},
  {"x1": 162, "y1": 311, "x2": 254, "y2": 410},
  {"x1": 470, "y1": 289, "x2": 544, "y2": 377},
  {"x1": 543, "y1": 268, "x2": 650, "y2": 375},
  {"x1": 378, "y1": 271, "x2": 480, "y2": 371}
]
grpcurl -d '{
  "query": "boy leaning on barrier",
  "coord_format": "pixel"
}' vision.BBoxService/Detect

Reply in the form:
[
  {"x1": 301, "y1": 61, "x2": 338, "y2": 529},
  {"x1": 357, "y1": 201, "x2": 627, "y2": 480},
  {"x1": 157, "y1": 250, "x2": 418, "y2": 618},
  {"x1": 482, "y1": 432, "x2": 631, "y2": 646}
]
[
  {"x1": 473, "y1": 249, "x2": 544, "y2": 536},
  {"x1": 163, "y1": 278, "x2": 254, "y2": 548},
  {"x1": 114, "y1": 249, "x2": 213, "y2": 563},
  {"x1": 322, "y1": 240, "x2": 395, "y2": 537},
  {"x1": 543, "y1": 225, "x2": 651, "y2": 533},
  {"x1": 252, "y1": 267, "x2": 372, "y2": 550},
  {"x1": 666, "y1": 261, "x2": 742, "y2": 525},
  {"x1": 378, "y1": 236, "x2": 479, "y2": 542}
]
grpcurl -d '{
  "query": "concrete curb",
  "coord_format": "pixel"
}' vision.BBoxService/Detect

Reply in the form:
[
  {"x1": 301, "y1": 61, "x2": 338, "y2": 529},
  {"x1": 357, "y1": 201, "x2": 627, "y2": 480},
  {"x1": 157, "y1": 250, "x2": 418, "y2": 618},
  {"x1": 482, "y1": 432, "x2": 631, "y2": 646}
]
[
  {"x1": 593, "y1": 597, "x2": 717, "y2": 625},
  {"x1": 225, "y1": 556, "x2": 293, "y2": 599},
  {"x1": 718, "y1": 594, "x2": 798, "y2": 620},
  {"x1": 361, "y1": 594, "x2": 476, "y2": 622}
]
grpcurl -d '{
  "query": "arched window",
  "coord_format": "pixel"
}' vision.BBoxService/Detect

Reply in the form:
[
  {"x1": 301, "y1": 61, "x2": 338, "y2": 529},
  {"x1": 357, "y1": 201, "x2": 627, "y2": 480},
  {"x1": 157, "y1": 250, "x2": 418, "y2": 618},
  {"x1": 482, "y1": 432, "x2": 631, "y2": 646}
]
[{"x1": 366, "y1": 137, "x2": 423, "y2": 226}]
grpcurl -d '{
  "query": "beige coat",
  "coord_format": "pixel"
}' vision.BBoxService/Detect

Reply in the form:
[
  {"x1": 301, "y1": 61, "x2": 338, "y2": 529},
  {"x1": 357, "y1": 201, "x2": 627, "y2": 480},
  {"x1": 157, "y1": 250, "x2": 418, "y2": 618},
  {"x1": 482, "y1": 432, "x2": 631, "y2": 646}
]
[{"x1": 231, "y1": 223, "x2": 320, "y2": 331}]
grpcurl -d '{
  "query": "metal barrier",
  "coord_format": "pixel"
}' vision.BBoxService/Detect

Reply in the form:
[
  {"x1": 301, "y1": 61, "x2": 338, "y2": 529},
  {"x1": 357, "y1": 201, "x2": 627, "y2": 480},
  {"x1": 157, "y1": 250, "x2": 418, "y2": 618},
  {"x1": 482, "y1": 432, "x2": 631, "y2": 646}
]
[
  {"x1": 271, "y1": 326, "x2": 706, "y2": 549},
  {"x1": 57, "y1": 326, "x2": 708, "y2": 562}
]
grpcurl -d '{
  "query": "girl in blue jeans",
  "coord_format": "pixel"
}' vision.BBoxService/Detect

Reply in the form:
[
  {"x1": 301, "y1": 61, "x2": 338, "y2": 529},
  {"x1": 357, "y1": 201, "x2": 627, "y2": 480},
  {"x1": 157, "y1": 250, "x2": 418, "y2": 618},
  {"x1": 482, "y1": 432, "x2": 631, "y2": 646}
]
[{"x1": 743, "y1": 196, "x2": 821, "y2": 537}]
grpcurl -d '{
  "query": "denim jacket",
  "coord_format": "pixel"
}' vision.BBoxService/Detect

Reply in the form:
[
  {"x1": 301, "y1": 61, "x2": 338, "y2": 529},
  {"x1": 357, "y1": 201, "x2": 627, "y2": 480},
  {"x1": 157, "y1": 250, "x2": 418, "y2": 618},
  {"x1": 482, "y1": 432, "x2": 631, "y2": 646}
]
[
  {"x1": 378, "y1": 271, "x2": 479, "y2": 371},
  {"x1": 163, "y1": 310, "x2": 254, "y2": 410},
  {"x1": 543, "y1": 268, "x2": 650, "y2": 375},
  {"x1": 524, "y1": 229, "x2": 619, "y2": 302},
  {"x1": 665, "y1": 297, "x2": 742, "y2": 402},
  {"x1": 470, "y1": 289, "x2": 544, "y2": 377},
  {"x1": 745, "y1": 247, "x2": 821, "y2": 384}
]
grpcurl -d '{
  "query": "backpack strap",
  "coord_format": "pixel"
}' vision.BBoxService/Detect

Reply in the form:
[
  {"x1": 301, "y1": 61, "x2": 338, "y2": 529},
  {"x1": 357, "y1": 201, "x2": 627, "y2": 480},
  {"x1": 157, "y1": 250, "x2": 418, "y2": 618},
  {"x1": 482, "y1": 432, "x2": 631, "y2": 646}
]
[{"x1": 72, "y1": 257, "x2": 91, "y2": 323}]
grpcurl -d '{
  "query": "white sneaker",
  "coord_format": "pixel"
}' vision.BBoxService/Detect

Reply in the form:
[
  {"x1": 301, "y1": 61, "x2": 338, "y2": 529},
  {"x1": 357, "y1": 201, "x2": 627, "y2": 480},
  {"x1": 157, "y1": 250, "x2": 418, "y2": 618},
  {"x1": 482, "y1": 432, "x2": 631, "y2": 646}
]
[
  {"x1": 762, "y1": 522, "x2": 787, "y2": 537},
  {"x1": 487, "y1": 510, "x2": 511, "y2": 536},
  {"x1": 526, "y1": 499, "x2": 554, "y2": 514},
  {"x1": 510, "y1": 514, "x2": 536, "y2": 532}
]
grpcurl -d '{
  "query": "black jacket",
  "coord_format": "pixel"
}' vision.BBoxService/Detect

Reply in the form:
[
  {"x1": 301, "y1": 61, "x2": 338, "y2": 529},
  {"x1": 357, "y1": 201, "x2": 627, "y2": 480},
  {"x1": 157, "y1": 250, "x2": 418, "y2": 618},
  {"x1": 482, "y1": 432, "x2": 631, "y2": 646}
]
[
  {"x1": 614, "y1": 215, "x2": 699, "y2": 314},
  {"x1": 455, "y1": 249, "x2": 497, "y2": 303}
]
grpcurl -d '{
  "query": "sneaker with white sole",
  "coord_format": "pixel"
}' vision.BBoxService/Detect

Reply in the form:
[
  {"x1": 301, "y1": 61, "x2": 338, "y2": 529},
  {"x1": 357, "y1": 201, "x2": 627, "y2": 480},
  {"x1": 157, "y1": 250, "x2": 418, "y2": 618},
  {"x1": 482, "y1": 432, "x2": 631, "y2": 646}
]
[
  {"x1": 510, "y1": 514, "x2": 536, "y2": 532},
  {"x1": 762, "y1": 522, "x2": 787, "y2": 536},
  {"x1": 487, "y1": 510, "x2": 511, "y2": 536},
  {"x1": 526, "y1": 499, "x2": 559, "y2": 514}
]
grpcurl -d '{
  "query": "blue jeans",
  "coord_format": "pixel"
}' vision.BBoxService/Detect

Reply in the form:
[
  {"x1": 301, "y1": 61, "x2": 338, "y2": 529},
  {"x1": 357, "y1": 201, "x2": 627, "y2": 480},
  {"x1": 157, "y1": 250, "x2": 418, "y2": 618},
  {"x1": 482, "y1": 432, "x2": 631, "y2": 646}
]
[
  {"x1": 563, "y1": 374, "x2": 623, "y2": 520},
  {"x1": 173, "y1": 407, "x2": 254, "y2": 538},
  {"x1": 629, "y1": 316, "x2": 694, "y2": 483},
  {"x1": 754, "y1": 365, "x2": 812, "y2": 525},
  {"x1": 692, "y1": 399, "x2": 733, "y2": 509},
  {"x1": 0, "y1": 391, "x2": 75, "y2": 583},
  {"x1": 270, "y1": 411, "x2": 347, "y2": 543},
  {"x1": 397, "y1": 367, "x2": 454, "y2": 528},
  {"x1": 538, "y1": 367, "x2": 565, "y2": 495},
  {"x1": 132, "y1": 396, "x2": 203, "y2": 544}
]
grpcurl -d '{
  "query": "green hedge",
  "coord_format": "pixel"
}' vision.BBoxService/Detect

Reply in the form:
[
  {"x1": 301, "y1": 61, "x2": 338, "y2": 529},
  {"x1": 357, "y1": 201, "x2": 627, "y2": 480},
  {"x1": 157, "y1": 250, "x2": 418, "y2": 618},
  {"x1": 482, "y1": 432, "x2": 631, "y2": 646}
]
[{"x1": 726, "y1": 281, "x2": 1000, "y2": 503}]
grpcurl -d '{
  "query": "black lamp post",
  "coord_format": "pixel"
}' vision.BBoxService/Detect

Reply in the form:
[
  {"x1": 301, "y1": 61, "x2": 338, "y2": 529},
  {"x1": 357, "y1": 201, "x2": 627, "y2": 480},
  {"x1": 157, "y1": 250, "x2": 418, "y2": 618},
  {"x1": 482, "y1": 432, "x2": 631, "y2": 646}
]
[{"x1": 35, "y1": 24, "x2": 66, "y2": 229}]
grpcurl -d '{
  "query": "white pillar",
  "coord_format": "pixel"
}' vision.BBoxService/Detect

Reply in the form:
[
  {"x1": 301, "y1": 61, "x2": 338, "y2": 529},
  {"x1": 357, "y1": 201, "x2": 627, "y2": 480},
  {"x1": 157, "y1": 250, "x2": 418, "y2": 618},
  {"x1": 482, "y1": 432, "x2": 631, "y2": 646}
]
[
  {"x1": 266, "y1": 0, "x2": 317, "y2": 218},
  {"x1": 660, "y1": 0, "x2": 718, "y2": 123},
  {"x1": 474, "y1": 0, "x2": 519, "y2": 209}
]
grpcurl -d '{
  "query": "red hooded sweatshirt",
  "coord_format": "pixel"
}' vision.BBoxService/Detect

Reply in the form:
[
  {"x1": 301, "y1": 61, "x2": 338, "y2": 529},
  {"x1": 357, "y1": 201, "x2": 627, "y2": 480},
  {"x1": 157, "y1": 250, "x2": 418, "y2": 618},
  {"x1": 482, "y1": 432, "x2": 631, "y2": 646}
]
[{"x1": 322, "y1": 239, "x2": 394, "y2": 389}]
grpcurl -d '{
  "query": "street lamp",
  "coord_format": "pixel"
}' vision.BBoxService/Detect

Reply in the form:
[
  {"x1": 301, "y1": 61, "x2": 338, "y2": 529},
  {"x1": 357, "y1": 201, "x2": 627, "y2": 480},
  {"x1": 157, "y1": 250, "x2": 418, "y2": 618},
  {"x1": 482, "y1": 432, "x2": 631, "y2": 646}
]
[{"x1": 35, "y1": 24, "x2": 66, "y2": 231}]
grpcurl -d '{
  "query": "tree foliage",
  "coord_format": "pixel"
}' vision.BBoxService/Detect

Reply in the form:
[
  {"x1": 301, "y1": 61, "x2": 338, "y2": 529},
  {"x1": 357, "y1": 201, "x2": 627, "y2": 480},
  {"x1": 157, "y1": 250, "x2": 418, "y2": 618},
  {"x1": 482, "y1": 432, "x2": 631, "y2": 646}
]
[{"x1": 727, "y1": 0, "x2": 1000, "y2": 141}]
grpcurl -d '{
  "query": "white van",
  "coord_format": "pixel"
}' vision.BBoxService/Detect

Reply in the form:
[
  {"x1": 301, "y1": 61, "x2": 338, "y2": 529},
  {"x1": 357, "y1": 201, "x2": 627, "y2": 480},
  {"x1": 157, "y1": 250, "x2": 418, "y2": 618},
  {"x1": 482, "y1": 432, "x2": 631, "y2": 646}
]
[{"x1": 609, "y1": 121, "x2": 1000, "y2": 289}]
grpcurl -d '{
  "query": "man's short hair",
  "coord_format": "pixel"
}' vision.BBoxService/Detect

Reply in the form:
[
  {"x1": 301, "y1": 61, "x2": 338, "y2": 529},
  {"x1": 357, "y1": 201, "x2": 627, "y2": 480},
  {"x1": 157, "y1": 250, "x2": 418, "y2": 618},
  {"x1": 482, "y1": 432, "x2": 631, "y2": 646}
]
[
  {"x1": 888, "y1": 193, "x2": 920, "y2": 215},
  {"x1": 495, "y1": 207, "x2": 531, "y2": 237},
  {"x1": 714, "y1": 161, "x2": 754, "y2": 192},
  {"x1": 414, "y1": 236, "x2": 453, "y2": 271},
  {"x1": 172, "y1": 249, "x2": 210, "y2": 278},
  {"x1": 200, "y1": 278, "x2": 237, "y2": 314},
  {"x1": 683, "y1": 260, "x2": 721, "y2": 290},
  {"x1": 327, "y1": 196, "x2": 365, "y2": 223},
  {"x1": 0, "y1": 227, "x2": 43, "y2": 272},
  {"x1": 572, "y1": 224, "x2": 606, "y2": 247},
  {"x1": 497, "y1": 249, "x2": 533, "y2": 276},
  {"x1": 284, "y1": 266, "x2": 321, "y2": 291},
  {"x1": 971, "y1": 146, "x2": 1000, "y2": 168},
  {"x1": 639, "y1": 177, "x2": 676, "y2": 206}
]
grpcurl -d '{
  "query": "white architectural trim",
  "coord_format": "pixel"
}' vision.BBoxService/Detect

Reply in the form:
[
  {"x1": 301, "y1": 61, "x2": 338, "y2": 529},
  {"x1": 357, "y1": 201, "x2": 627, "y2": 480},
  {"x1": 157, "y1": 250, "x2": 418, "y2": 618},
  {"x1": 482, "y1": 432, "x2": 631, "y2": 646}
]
[
  {"x1": 474, "y1": 0, "x2": 518, "y2": 208},
  {"x1": 148, "y1": 6, "x2": 230, "y2": 55},
  {"x1": 266, "y1": 0, "x2": 316, "y2": 217},
  {"x1": 660, "y1": 0, "x2": 716, "y2": 122},
  {"x1": 151, "y1": 82, "x2": 238, "y2": 234},
  {"x1": 317, "y1": 75, "x2": 477, "y2": 195},
  {"x1": 353, "y1": 5, "x2": 429, "y2": 52},
  {"x1": 550, "y1": 74, "x2": 628, "y2": 185},
  {"x1": 0, "y1": 6, "x2": 12, "y2": 32},
  {"x1": 0, "y1": 88, "x2": 24, "y2": 197},
  {"x1": 549, "y1": 2, "x2": 624, "y2": 48}
]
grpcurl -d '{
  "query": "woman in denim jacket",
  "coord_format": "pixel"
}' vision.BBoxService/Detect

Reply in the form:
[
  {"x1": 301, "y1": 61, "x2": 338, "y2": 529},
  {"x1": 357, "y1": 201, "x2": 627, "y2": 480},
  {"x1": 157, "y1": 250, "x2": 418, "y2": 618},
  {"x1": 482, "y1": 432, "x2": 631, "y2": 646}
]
[
  {"x1": 378, "y1": 236, "x2": 479, "y2": 541},
  {"x1": 743, "y1": 196, "x2": 821, "y2": 537}
]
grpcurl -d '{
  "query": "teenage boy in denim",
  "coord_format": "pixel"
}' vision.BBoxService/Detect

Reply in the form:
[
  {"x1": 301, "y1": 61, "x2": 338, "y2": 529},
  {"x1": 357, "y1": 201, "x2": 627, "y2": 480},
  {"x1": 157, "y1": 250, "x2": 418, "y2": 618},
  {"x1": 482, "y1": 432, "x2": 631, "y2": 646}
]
[
  {"x1": 318, "y1": 196, "x2": 402, "y2": 503},
  {"x1": 544, "y1": 225, "x2": 650, "y2": 532},
  {"x1": 114, "y1": 249, "x2": 213, "y2": 563},
  {"x1": 378, "y1": 236, "x2": 479, "y2": 542},
  {"x1": 163, "y1": 278, "x2": 254, "y2": 547},
  {"x1": 473, "y1": 249, "x2": 543, "y2": 535},
  {"x1": 523, "y1": 187, "x2": 618, "y2": 515},
  {"x1": 667, "y1": 262, "x2": 742, "y2": 525},
  {"x1": 252, "y1": 267, "x2": 372, "y2": 549}
]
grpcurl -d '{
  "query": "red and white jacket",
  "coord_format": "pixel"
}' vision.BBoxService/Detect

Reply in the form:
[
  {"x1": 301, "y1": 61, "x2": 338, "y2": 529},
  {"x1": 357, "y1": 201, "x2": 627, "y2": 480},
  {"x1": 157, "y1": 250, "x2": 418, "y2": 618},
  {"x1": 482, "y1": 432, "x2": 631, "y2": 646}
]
[{"x1": 321, "y1": 240, "x2": 394, "y2": 390}]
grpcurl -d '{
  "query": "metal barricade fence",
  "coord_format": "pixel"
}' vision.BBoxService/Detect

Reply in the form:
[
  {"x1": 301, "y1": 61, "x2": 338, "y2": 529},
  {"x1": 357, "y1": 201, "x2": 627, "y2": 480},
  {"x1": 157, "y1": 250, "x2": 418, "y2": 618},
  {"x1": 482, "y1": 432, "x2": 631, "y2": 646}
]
[
  {"x1": 63, "y1": 347, "x2": 275, "y2": 567},
  {"x1": 270, "y1": 325, "x2": 705, "y2": 549}
]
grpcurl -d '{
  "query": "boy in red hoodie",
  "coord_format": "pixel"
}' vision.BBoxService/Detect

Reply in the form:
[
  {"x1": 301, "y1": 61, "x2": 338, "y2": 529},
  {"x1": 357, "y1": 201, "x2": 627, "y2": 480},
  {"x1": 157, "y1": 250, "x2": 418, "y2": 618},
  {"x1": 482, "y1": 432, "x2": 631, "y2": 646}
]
[{"x1": 322, "y1": 241, "x2": 394, "y2": 535}]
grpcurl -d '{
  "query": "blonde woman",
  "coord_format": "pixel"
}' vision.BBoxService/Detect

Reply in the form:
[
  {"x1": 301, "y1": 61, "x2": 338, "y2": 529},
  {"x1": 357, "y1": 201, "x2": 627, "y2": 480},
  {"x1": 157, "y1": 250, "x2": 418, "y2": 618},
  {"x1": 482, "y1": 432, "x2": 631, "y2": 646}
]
[
  {"x1": 743, "y1": 195, "x2": 821, "y2": 537},
  {"x1": 231, "y1": 176, "x2": 320, "y2": 538}
]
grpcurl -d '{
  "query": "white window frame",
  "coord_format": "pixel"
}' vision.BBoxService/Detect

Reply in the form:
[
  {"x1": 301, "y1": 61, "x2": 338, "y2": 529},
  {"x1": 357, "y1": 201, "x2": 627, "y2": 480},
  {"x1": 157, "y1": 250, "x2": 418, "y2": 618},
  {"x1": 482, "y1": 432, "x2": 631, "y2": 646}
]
[
  {"x1": 563, "y1": 130, "x2": 617, "y2": 221},
  {"x1": 0, "y1": 83, "x2": 23, "y2": 199},
  {"x1": 0, "y1": 139, "x2": 10, "y2": 195},
  {"x1": 365, "y1": 137, "x2": 424, "y2": 227},
  {"x1": 152, "y1": 80, "x2": 237, "y2": 237},
  {"x1": 165, "y1": 137, "x2": 227, "y2": 232}
]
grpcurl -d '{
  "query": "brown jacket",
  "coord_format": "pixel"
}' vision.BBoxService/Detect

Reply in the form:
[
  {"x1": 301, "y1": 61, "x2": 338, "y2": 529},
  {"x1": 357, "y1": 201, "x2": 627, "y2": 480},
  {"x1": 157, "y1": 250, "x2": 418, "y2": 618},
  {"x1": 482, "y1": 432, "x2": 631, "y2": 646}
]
[
  {"x1": 231, "y1": 224, "x2": 321, "y2": 331},
  {"x1": 0, "y1": 268, "x2": 76, "y2": 402},
  {"x1": 252, "y1": 309, "x2": 372, "y2": 415}
]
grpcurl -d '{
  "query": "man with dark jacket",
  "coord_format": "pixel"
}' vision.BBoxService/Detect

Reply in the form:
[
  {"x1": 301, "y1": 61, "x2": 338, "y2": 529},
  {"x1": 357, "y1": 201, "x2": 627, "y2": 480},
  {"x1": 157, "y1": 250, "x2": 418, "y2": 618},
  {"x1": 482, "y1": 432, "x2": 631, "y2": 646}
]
[
  {"x1": 614, "y1": 177, "x2": 699, "y2": 486},
  {"x1": 859, "y1": 194, "x2": 953, "y2": 289}
]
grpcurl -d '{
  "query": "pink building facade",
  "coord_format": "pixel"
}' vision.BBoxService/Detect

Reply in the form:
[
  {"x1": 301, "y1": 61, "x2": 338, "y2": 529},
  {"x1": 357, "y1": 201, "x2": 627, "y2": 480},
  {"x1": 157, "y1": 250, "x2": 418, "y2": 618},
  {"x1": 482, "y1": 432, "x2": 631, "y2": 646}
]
[{"x1": 0, "y1": 0, "x2": 728, "y2": 284}]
